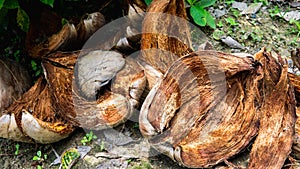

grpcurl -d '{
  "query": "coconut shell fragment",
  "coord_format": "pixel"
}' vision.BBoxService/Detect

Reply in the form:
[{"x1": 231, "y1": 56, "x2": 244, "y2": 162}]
[{"x1": 139, "y1": 51, "x2": 263, "y2": 168}]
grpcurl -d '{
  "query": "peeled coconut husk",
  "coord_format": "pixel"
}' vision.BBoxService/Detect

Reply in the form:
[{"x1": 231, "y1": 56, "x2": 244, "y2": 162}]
[
  {"x1": 0, "y1": 58, "x2": 32, "y2": 142},
  {"x1": 0, "y1": 58, "x2": 31, "y2": 112},
  {"x1": 26, "y1": 11, "x2": 105, "y2": 58},
  {"x1": 72, "y1": 50, "x2": 146, "y2": 130},
  {"x1": 139, "y1": 51, "x2": 262, "y2": 168},
  {"x1": 43, "y1": 49, "x2": 146, "y2": 131},
  {"x1": 248, "y1": 49, "x2": 296, "y2": 169},
  {"x1": 1, "y1": 77, "x2": 75, "y2": 144},
  {"x1": 140, "y1": 0, "x2": 193, "y2": 73},
  {"x1": 75, "y1": 12, "x2": 106, "y2": 48},
  {"x1": 26, "y1": 22, "x2": 77, "y2": 58},
  {"x1": 42, "y1": 51, "x2": 80, "y2": 125}
]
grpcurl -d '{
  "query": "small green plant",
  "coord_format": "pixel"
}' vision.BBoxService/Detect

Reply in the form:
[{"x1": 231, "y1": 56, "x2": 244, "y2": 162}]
[
  {"x1": 225, "y1": 17, "x2": 239, "y2": 27},
  {"x1": 131, "y1": 160, "x2": 153, "y2": 169},
  {"x1": 290, "y1": 19, "x2": 300, "y2": 37},
  {"x1": 188, "y1": 0, "x2": 217, "y2": 29},
  {"x1": 268, "y1": 5, "x2": 281, "y2": 18},
  {"x1": 224, "y1": 0, "x2": 235, "y2": 5},
  {"x1": 81, "y1": 131, "x2": 97, "y2": 145},
  {"x1": 100, "y1": 140, "x2": 105, "y2": 151},
  {"x1": 217, "y1": 20, "x2": 223, "y2": 28},
  {"x1": 144, "y1": 0, "x2": 152, "y2": 6},
  {"x1": 230, "y1": 8, "x2": 240, "y2": 18},
  {"x1": 254, "y1": 0, "x2": 268, "y2": 6},
  {"x1": 60, "y1": 148, "x2": 81, "y2": 169},
  {"x1": 32, "y1": 150, "x2": 48, "y2": 169},
  {"x1": 212, "y1": 29, "x2": 225, "y2": 40},
  {"x1": 133, "y1": 122, "x2": 139, "y2": 129},
  {"x1": 31, "y1": 60, "x2": 42, "y2": 77},
  {"x1": 14, "y1": 143, "x2": 20, "y2": 155}
]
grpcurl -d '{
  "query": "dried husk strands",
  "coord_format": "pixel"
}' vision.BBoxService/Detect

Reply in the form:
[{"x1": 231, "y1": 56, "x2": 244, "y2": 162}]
[
  {"x1": 1, "y1": 77, "x2": 75, "y2": 144},
  {"x1": 140, "y1": 0, "x2": 193, "y2": 73},
  {"x1": 248, "y1": 49, "x2": 296, "y2": 169},
  {"x1": 139, "y1": 51, "x2": 263, "y2": 168},
  {"x1": 0, "y1": 58, "x2": 31, "y2": 112},
  {"x1": 42, "y1": 51, "x2": 80, "y2": 125},
  {"x1": 0, "y1": 58, "x2": 32, "y2": 142},
  {"x1": 26, "y1": 11, "x2": 105, "y2": 58}
]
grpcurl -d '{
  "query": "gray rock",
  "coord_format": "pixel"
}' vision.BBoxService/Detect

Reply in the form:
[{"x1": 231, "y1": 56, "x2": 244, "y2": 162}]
[
  {"x1": 278, "y1": 10, "x2": 300, "y2": 21},
  {"x1": 214, "y1": 9, "x2": 226, "y2": 18},
  {"x1": 241, "y1": 3, "x2": 262, "y2": 14},
  {"x1": 84, "y1": 155, "x2": 106, "y2": 166},
  {"x1": 77, "y1": 146, "x2": 92, "y2": 158},
  {"x1": 103, "y1": 128, "x2": 136, "y2": 146},
  {"x1": 232, "y1": 2, "x2": 247, "y2": 11},
  {"x1": 95, "y1": 159, "x2": 128, "y2": 169},
  {"x1": 221, "y1": 36, "x2": 245, "y2": 49},
  {"x1": 290, "y1": 2, "x2": 300, "y2": 8}
]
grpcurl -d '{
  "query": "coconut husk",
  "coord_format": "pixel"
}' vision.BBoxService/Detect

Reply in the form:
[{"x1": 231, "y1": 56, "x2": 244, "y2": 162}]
[
  {"x1": 26, "y1": 10, "x2": 105, "y2": 58},
  {"x1": 72, "y1": 50, "x2": 146, "y2": 130},
  {"x1": 247, "y1": 49, "x2": 296, "y2": 169},
  {"x1": 139, "y1": 51, "x2": 262, "y2": 168},
  {"x1": 140, "y1": 0, "x2": 193, "y2": 73},
  {"x1": 42, "y1": 51, "x2": 80, "y2": 125},
  {"x1": 0, "y1": 58, "x2": 31, "y2": 112},
  {"x1": 1, "y1": 77, "x2": 75, "y2": 144},
  {"x1": 0, "y1": 58, "x2": 32, "y2": 142}
]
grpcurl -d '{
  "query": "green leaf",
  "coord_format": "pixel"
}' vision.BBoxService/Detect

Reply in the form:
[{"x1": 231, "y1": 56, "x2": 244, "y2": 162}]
[
  {"x1": 31, "y1": 60, "x2": 37, "y2": 70},
  {"x1": 212, "y1": 29, "x2": 224, "y2": 40},
  {"x1": 17, "y1": 8, "x2": 29, "y2": 32},
  {"x1": 3, "y1": 0, "x2": 19, "y2": 9},
  {"x1": 217, "y1": 20, "x2": 223, "y2": 28},
  {"x1": 0, "y1": 0, "x2": 4, "y2": 10},
  {"x1": 33, "y1": 156, "x2": 40, "y2": 161},
  {"x1": 195, "y1": 0, "x2": 216, "y2": 8},
  {"x1": 186, "y1": 0, "x2": 197, "y2": 5},
  {"x1": 37, "y1": 150, "x2": 42, "y2": 157},
  {"x1": 40, "y1": 0, "x2": 54, "y2": 7},
  {"x1": 190, "y1": 5, "x2": 206, "y2": 27},
  {"x1": 15, "y1": 144, "x2": 20, "y2": 155},
  {"x1": 145, "y1": 0, "x2": 152, "y2": 6},
  {"x1": 205, "y1": 11, "x2": 216, "y2": 29}
]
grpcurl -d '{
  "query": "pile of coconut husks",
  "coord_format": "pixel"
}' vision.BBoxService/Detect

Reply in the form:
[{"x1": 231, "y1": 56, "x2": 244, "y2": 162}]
[{"x1": 1, "y1": 0, "x2": 300, "y2": 168}]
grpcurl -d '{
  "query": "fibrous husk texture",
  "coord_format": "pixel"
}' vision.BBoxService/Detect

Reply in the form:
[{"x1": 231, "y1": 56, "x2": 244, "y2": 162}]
[
  {"x1": 0, "y1": 58, "x2": 31, "y2": 112},
  {"x1": 140, "y1": 51, "x2": 262, "y2": 168},
  {"x1": 141, "y1": 0, "x2": 193, "y2": 73},
  {"x1": 139, "y1": 48, "x2": 298, "y2": 168},
  {"x1": 0, "y1": 53, "x2": 78, "y2": 143},
  {"x1": 72, "y1": 50, "x2": 145, "y2": 130},
  {"x1": 248, "y1": 49, "x2": 296, "y2": 169},
  {"x1": 26, "y1": 9, "x2": 105, "y2": 58}
]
